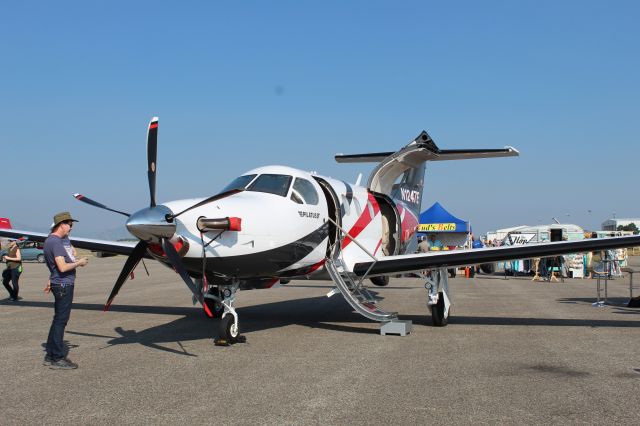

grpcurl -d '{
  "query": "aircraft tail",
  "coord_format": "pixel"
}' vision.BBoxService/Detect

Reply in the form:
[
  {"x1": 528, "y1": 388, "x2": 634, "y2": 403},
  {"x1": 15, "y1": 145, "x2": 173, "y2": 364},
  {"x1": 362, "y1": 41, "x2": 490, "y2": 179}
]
[{"x1": 335, "y1": 131, "x2": 519, "y2": 221}]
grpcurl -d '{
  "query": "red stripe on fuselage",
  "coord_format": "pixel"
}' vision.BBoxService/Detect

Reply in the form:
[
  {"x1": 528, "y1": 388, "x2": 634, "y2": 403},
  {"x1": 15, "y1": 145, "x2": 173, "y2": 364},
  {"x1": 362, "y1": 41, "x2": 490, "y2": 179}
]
[
  {"x1": 307, "y1": 259, "x2": 326, "y2": 274},
  {"x1": 341, "y1": 193, "x2": 380, "y2": 250},
  {"x1": 373, "y1": 238, "x2": 383, "y2": 256},
  {"x1": 397, "y1": 203, "x2": 419, "y2": 245},
  {"x1": 149, "y1": 122, "x2": 158, "y2": 129}
]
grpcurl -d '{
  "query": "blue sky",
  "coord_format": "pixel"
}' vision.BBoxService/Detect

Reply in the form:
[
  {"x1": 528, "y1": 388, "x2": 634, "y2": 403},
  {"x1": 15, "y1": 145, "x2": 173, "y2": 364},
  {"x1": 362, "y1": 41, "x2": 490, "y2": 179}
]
[{"x1": 1, "y1": 1, "x2": 638, "y2": 238}]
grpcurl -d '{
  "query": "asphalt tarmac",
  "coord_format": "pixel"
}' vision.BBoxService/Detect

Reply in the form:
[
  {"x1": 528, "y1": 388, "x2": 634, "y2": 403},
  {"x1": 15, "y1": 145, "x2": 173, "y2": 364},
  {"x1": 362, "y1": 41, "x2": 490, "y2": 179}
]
[{"x1": 1, "y1": 257, "x2": 639, "y2": 425}]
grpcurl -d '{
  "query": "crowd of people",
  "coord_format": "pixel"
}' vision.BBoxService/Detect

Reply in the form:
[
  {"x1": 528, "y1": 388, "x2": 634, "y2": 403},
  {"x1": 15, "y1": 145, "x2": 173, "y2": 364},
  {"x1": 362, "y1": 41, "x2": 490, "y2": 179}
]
[{"x1": 415, "y1": 231, "x2": 627, "y2": 281}]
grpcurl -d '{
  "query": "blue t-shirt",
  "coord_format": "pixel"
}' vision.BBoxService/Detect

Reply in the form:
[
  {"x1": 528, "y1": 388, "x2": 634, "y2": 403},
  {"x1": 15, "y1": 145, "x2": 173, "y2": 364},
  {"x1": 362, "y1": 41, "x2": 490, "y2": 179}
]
[{"x1": 44, "y1": 235, "x2": 76, "y2": 286}]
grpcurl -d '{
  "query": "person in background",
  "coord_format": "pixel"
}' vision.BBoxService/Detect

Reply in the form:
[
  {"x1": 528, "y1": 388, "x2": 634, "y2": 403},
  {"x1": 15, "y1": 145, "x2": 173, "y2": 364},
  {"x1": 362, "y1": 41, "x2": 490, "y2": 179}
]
[
  {"x1": 417, "y1": 236, "x2": 430, "y2": 253},
  {"x1": 43, "y1": 212, "x2": 88, "y2": 370},
  {"x1": 2, "y1": 240, "x2": 22, "y2": 301},
  {"x1": 471, "y1": 236, "x2": 484, "y2": 276},
  {"x1": 583, "y1": 232, "x2": 597, "y2": 279},
  {"x1": 428, "y1": 234, "x2": 443, "y2": 251}
]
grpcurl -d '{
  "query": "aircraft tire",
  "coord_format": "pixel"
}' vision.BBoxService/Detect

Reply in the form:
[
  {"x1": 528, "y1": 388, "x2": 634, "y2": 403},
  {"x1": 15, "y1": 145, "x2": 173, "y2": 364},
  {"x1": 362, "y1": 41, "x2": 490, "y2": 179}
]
[
  {"x1": 431, "y1": 292, "x2": 449, "y2": 327},
  {"x1": 370, "y1": 276, "x2": 389, "y2": 287},
  {"x1": 220, "y1": 314, "x2": 239, "y2": 344},
  {"x1": 480, "y1": 263, "x2": 495, "y2": 274}
]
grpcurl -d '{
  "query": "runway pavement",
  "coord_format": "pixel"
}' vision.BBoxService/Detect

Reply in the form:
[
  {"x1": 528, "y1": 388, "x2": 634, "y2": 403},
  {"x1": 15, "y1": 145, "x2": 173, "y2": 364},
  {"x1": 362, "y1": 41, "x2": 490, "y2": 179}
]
[{"x1": 1, "y1": 256, "x2": 639, "y2": 425}]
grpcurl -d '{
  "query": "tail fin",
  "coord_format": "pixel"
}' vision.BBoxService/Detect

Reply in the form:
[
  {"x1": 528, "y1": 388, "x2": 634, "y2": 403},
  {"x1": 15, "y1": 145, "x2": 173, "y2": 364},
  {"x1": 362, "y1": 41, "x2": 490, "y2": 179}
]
[{"x1": 335, "y1": 130, "x2": 518, "y2": 220}]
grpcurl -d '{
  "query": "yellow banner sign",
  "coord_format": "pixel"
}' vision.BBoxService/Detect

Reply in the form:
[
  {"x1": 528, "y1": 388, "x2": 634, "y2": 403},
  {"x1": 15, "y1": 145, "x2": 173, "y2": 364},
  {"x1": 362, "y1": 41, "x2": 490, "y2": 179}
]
[{"x1": 419, "y1": 223, "x2": 457, "y2": 231}]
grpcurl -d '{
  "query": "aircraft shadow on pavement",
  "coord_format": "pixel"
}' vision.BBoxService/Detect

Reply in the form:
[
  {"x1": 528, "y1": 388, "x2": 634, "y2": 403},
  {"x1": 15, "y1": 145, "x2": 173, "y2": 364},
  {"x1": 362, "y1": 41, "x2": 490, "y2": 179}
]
[
  {"x1": 10, "y1": 297, "x2": 378, "y2": 356},
  {"x1": 5, "y1": 296, "x2": 640, "y2": 356}
]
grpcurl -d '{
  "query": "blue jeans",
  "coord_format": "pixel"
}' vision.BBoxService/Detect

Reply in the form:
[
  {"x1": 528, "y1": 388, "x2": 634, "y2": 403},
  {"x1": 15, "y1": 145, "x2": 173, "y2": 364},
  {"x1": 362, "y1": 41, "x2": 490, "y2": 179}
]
[
  {"x1": 2, "y1": 267, "x2": 21, "y2": 299},
  {"x1": 46, "y1": 284, "x2": 75, "y2": 361}
]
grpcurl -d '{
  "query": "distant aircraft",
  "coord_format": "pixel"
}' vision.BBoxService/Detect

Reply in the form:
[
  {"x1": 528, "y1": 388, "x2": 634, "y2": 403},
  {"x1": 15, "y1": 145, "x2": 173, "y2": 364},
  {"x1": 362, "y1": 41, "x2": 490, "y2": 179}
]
[{"x1": 2, "y1": 118, "x2": 638, "y2": 343}]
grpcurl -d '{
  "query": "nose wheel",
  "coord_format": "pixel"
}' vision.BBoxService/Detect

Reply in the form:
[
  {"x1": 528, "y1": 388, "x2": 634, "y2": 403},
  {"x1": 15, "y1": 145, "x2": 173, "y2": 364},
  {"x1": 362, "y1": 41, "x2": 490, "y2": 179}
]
[{"x1": 219, "y1": 315, "x2": 239, "y2": 343}]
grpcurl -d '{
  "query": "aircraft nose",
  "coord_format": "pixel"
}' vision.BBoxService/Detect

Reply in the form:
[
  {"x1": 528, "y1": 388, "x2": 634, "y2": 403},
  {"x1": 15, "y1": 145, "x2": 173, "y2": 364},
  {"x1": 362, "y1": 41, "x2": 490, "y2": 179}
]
[{"x1": 126, "y1": 205, "x2": 176, "y2": 242}]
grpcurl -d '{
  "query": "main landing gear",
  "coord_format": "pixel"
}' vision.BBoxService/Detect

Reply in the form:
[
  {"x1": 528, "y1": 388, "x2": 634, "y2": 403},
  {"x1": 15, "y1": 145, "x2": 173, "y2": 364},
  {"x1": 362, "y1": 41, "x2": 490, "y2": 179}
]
[
  {"x1": 213, "y1": 281, "x2": 246, "y2": 346},
  {"x1": 424, "y1": 268, "x2": 451, "y2": 327}
]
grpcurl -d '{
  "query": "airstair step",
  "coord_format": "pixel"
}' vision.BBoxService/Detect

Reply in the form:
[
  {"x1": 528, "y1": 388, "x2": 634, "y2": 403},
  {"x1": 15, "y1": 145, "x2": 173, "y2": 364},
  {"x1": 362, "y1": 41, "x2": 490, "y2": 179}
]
[{"x1": 326, "y1": 259, "x2": 398, "y2": 322}]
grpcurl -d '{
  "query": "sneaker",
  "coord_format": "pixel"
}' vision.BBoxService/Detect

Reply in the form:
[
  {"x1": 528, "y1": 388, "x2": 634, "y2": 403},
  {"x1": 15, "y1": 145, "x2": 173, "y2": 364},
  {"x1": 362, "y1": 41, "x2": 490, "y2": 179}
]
[
  {"x1": 43, "y1": 355, "x2": 54, "y2": 366},
  {"x1": 49, "y1": 358, "x2": 78, "y2": 370}
]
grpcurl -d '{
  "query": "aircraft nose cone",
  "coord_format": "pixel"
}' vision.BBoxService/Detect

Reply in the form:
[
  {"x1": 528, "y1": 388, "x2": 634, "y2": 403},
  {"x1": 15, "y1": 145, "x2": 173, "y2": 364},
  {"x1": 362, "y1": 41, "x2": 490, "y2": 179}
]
[{"x1": 126, "y1": 205, "x2": 176, "y2": 242}]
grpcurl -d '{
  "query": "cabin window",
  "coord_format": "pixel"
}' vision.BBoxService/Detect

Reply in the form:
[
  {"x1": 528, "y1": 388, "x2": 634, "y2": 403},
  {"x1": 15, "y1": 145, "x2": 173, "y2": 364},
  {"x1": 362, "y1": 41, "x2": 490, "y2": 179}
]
[
  {"x1": 247, "y1": 174, "x2": 292, "y2": 197},
  {"x1": 221, "y1": 174, "x2": 257, "y2": 192},
  {"x1": 290, "y1": 178, "x2": 319, "y2": 205}
]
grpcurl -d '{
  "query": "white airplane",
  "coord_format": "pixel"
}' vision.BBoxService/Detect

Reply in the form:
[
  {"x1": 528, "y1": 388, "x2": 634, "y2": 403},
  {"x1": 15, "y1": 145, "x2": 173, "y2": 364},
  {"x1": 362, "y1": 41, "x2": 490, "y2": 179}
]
[{"x1": 2, "y1": 118, "x2": 638, "y2": 344}]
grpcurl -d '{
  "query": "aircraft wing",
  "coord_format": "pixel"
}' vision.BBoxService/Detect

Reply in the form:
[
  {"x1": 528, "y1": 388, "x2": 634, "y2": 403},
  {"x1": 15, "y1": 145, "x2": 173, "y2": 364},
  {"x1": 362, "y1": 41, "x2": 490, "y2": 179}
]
[
  {"x1": 0, "y1": 228, "x2": 137, "y2": 256},
  {"x1": 352, "y1": 235, "x2": 640, "y2": 277}
]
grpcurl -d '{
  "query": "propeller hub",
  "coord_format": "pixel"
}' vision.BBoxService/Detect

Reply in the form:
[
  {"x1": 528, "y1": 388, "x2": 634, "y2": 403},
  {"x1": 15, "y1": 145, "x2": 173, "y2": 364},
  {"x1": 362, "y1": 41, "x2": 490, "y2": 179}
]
[{"x1": 126, "y1": 205, "x2": 176, "y2": 242}]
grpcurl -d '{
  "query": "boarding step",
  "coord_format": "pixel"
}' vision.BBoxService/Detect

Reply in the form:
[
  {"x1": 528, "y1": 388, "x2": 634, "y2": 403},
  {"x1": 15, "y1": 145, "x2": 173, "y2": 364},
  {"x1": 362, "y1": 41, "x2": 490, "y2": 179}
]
[{"x1": 326, "y1": 259, "x2": 397, "y2": 322}]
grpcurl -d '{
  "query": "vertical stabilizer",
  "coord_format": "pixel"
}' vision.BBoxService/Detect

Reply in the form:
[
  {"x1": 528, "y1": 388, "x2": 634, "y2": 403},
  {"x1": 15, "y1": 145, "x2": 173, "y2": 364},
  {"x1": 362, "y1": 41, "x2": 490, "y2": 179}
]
[{"x1": 367, "y1": 131, "x2": 435, "y2": 222}]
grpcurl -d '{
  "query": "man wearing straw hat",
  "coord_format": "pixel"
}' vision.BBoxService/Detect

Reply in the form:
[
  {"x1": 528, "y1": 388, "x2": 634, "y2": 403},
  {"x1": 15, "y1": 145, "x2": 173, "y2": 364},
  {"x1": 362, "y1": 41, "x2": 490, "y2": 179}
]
[{"x1": 43, "y1": 212, "x2": 88, "y2": 370}]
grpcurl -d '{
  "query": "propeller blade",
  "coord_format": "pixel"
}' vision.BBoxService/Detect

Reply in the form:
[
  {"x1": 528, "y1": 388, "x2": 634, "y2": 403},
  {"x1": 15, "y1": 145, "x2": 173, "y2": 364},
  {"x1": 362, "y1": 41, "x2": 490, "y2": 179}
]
[
  {"x1": 168, "y1": 189, "x2": 243, "y2": 220},
  {"x1": 147, "y1": 117, "x2": 158, "y2": 207},
  {"x1": 104, "y1": 240, "x2": 148, "y2": 311},
  {"x1": 162, "y1": 238, "x2": 202, "y2": 303},
  {"x1": 73, "y1": 194, "x2": 130, "y2": 217}
]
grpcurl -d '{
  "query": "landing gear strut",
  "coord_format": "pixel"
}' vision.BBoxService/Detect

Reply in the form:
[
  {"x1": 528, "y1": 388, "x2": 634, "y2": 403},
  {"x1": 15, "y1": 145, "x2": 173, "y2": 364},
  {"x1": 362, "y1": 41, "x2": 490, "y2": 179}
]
[{"x1": 203, "y1": 287, "x2": 224, "y2": 318}]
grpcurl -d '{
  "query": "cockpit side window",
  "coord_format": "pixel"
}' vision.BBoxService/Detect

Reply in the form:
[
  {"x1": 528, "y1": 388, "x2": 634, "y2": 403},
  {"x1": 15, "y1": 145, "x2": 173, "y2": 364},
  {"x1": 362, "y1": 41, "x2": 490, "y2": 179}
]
[
  {"x1": 247, "y1": 174, "x2": 292, "y2": 197},
  {"x1": 221, "y1": 174, "x2": 257, "y2": 192},
  {"x1": 290, "y1": 178, "x2": 319, "y2": 205}
]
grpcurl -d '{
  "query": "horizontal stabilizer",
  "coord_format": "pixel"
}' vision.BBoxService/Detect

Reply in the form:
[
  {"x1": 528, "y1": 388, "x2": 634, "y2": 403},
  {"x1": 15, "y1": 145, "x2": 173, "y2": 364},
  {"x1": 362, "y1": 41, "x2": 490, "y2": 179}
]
[
  {"x1": 352, "y1": 235, "x2": 640, "y2": 277},
  {"x1": 335, "y1": 152, "x2": 394, "y2": 163},
  {"x1": 335, "y1": 130, "x2": 519, "y2": 163}
]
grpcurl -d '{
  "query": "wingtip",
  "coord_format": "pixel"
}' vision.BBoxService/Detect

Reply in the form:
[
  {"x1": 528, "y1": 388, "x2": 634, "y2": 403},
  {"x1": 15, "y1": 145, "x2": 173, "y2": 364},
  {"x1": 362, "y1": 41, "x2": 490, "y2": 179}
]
[{"x1": 505, "y1": 146, "x2": 520, "y2": 155}]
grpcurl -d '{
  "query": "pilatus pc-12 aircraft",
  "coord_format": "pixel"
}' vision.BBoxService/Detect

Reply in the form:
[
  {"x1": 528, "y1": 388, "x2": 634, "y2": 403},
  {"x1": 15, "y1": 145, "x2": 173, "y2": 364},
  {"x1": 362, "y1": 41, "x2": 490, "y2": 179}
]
[{"x1": 2, "y1": 118, "x2": 639, "y2": 343}]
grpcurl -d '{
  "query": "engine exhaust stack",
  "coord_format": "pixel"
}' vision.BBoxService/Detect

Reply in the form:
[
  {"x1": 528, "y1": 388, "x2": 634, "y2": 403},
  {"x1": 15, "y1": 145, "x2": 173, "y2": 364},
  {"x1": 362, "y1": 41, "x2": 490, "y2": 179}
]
[{"x1": 197, "y1": 217, "x2": 242, "y2": 232}]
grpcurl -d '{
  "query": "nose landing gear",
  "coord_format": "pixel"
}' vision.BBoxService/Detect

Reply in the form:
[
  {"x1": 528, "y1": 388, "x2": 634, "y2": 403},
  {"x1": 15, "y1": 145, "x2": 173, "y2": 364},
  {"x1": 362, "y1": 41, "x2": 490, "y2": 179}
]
[{"x1": 213, "y1": 281, "x2": 247, "y2": 346}]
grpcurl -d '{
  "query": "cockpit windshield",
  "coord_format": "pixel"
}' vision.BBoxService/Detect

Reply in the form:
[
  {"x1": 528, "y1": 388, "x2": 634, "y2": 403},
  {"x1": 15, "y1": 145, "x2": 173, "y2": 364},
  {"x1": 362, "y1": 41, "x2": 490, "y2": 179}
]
[
  {"x1": 220, "y1": 174, "x2": 257, "y2": 193},
  {"x1": 247, "y1": 174, "x2": 292, "y2": 197}
]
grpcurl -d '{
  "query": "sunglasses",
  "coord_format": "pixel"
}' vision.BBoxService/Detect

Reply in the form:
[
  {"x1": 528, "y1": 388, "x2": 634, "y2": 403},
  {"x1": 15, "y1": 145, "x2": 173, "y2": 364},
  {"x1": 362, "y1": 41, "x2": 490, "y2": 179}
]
[{"x1": 64, "y1": 221, "x2": 74, "y2": 228}]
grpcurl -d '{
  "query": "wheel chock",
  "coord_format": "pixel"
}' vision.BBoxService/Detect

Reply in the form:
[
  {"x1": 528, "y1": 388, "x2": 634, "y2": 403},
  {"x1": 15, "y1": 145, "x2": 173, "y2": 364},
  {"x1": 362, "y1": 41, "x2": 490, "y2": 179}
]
[{"x1": 214, "y1": 335, "x2": 247, "y2": 346}]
